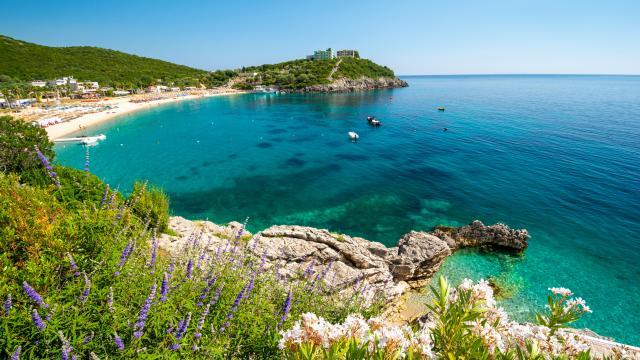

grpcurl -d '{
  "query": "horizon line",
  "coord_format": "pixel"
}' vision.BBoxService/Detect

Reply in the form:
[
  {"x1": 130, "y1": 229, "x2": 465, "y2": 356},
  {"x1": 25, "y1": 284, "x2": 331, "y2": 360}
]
[{"x1": 398, "y1": 73, "x2": 640, "y2": 77}]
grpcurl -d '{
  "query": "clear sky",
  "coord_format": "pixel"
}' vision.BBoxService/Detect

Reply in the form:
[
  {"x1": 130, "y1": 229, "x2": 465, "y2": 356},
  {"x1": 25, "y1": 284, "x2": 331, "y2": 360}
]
[{"x1": 2, "y1": 0, "x2": 639, "y2": 75}]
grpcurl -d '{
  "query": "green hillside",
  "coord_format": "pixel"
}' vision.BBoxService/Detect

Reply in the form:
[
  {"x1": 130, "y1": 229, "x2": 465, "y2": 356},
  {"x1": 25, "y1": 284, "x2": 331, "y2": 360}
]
[
  {"x1": 226, "y1": 57, "x2": 397, "y2": 90},
  {"x1": 0, "y1": 35, "x2": 207, "y2": 88}
]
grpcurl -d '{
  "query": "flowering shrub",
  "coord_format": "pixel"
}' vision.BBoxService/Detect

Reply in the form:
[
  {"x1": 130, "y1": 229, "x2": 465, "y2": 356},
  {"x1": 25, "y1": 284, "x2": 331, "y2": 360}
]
[
  {"x1": 1, "y1": 168, "x2": 375, "y2": 358},
  {"x1": 280, "y1": 277, "x2": 598, "y2": 359}
]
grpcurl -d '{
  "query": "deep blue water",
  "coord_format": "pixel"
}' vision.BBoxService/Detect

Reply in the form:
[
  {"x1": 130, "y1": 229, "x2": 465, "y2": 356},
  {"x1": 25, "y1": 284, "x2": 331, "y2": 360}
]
[{"x1": 56, "y1": 75, "x2": 640, "y2": 344}]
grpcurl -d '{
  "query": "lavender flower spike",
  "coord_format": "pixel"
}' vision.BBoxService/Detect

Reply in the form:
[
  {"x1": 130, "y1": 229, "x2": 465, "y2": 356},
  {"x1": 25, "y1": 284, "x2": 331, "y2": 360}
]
[
  {"x1": 4, "y1": 294, "x2": 11, "y2": 316},
  {"x1": 160, "y1": 272, "x2": 170, "y2": 302},
  {"x1": 170, "y1": 312, "x2": 191, "y2": 351},
  {"x1": 31, "y1": 309, "x2": 46, "y2": 331},
  {"x1": 114, "y1": 331, "x2": 125, "y2": 351},
  {"x1": 186, "y1": 259, "x2": 194, "y2": 279},
  {"x1": 10, "y1": 345, "x2": 21, "y2": 360},
  {"x1": 84, "y1": 145, "x2": 90, "y2": 174},
  {"x1": 133, "y1": 282, "x2": 157, "y2": 339},
  {"x1": 34, "y1": 145, "x2": 61, "y2": 188},
  {"x1": 66, "y1": 252, "x2": 80, "y2": 276},
  {"x1": 99, "y1": 184, "x2": 110, "y2": 208},
  {"x1": 23, "y1": 281, "x2": 48, "y2": 308},
  {"x1": 80, "y1": 272, "x2": 92, "y2": 303},
  {"x1": 115, "y1": 241, "x2": 133, "y2": 275},
  {"x1": 148, "y1": 232, "x2": 158, "y2": 272},
  {"x1": 194, "y1": 303, "x2": 210, "y2": 339},
  {"x1": 278, "y1": 290, "x2": 292, "y2": 328}
]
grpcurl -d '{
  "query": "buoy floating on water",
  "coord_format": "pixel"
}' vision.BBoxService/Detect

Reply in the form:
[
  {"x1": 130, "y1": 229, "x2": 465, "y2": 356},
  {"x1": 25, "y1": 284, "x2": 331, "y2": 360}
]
[{"x1": 437, "y1": 107, "x2": 446, "y2": 111}]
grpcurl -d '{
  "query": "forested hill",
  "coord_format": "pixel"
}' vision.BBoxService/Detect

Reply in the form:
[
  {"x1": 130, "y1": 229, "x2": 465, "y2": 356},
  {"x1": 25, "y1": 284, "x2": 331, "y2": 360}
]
[
  {"x1": 0, "y1": 35, "x2": 405, "y2": 91},
  {"x1": 0, "y1": 35, "x2": 207, "y2": 88}
]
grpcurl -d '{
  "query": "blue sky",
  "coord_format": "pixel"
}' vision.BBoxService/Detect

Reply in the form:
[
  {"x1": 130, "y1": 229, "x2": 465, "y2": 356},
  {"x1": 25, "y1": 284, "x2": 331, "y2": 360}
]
[{"x1": 2, "y1": 0, "x2": 639, "y2": 75}]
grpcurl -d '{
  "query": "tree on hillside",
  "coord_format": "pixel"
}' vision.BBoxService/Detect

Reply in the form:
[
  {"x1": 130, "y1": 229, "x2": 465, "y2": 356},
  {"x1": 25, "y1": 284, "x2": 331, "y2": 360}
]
[{"x1": 0, "y1": 116, "x2": 53, "y2": 174}]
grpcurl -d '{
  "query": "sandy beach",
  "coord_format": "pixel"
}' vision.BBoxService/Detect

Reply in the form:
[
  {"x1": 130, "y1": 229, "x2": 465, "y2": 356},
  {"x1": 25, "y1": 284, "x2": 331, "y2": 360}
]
[{"x1": 28, "y1": 89, "x2": 247, "y2": 140}]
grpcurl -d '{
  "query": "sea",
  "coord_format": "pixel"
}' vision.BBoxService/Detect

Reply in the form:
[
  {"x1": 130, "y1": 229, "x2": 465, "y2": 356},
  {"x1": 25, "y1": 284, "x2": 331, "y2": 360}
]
[{"x1": 55, "y1": 75, "x2": 640, "y2": 344}]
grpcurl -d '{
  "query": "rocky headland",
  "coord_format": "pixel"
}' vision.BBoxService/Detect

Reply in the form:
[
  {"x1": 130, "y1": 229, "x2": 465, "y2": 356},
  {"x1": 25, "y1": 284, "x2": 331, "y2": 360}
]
[
  {"x1": 159, "y1": 218, "x2": 529, "y2": 301},
  {"x1": 301, "y1": 76, "x2": 408, "y2": 93}
]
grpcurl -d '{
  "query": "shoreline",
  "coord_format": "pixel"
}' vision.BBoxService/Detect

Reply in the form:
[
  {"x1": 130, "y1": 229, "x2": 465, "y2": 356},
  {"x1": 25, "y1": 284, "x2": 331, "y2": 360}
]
[{"x1": 40, "y1": 89, "x2": 247, "y2": 140}]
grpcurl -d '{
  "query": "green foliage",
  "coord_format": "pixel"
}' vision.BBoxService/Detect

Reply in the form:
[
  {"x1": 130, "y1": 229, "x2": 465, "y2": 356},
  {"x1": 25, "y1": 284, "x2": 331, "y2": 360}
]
[
  {"x1": 0, "y1": 35, "x2": 206, "y2": 88},
  {"x1": 333, "y1": 58, "x2": 395, "y2": 79},
  {"x1": 0, "y1": 115, "x2": 54, "y2": 176},
  {"x1": 202, "y1": 70, "x2": 238, "y2": 87},
  {"x1": 426, "y1": 276, "x2": 489, "y2": 359},
  {"x1": 129, "y1": 181, "x2": 170, "y2": 232}
]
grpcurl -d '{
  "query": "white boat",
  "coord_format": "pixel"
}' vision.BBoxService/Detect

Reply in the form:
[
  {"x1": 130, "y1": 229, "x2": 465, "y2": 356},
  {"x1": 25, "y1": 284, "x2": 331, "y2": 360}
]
[
  {"x1": 55, "y1": 134, "x2": 106, "y2": 145},
  {"x1": 348, "y1": 131, "x2": 359, "y2": 140}
]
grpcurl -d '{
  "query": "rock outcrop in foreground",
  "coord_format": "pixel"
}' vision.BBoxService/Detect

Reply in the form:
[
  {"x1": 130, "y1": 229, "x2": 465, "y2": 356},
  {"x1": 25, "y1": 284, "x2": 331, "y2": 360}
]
[
  {"x1": 302, "y1": 76, "x2": 408, "y2": 92},
  {"x1": 160, "y1": 218, "x2": 529, "y2": 300}
]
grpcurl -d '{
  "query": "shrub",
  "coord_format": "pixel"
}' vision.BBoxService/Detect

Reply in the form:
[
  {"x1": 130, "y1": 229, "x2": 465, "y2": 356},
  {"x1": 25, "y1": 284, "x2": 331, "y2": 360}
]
[
  {"x1": 280, "y1": 277, "x2": 595, "y2": 359},
  {"x1": 0, "y1": 115, "x2": 53, "y2": 177},
  {"x1": 129, "y1": 181, "x2": 170, "y2": 232}
]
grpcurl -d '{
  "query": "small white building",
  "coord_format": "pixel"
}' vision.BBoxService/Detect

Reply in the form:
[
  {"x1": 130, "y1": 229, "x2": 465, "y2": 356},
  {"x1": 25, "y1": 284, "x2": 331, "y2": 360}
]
[
  {"x1": 170, "y1": 87, "x2": 181, "y2": 92},
  {"x1": 113, "y1": 90, "x2": 131, "y2": 96},
  {"x1": 31, "y1": 80, "x2": 47, "y2": 87},
  {"x1": 48, "y1": 76, "x2": 77, "y2": 87}
]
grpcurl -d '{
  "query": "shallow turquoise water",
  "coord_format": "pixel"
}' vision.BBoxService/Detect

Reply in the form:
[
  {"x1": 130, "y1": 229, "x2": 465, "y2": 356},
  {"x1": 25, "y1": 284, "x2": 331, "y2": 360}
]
[{"x1": 56, "y1": 75, "x2": 640, "y2": 344}]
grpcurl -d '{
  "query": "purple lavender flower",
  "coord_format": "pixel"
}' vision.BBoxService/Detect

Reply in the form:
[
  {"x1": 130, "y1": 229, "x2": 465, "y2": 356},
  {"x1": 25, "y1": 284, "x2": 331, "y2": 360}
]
[
  {"x1": 10, "y1": 345, "x2": 20, "y2": 360},
  {"x1": 353, "y1": 274, "x2": 362, "y2": 291},
  {"x1": 133, "y1": 282, "x2": 157, "y2": 339},
  {"x1": 197, "y1": 276, "x2": 218, "y2": 306},
  {"x1": 99, "y1": 184, "x2": 110, "y2": 208},
  {"x1": 66, "y1": 253, "x2": 80, "y2": 276},
  {"x1": 304, "y1": 259, "x2": 315, "y2": 278},
  {"x1": 61, "y1": 344, "x2": 71, "y2": 360},
  {"x1": 107, "y1": 287, "x2": 115, "y2": 313},
  {"x1": 80, "y1": 272, "x2": 91, "y2": 303},
  {"x1": 84, "y1": 331, "x2": 95, "y2": 344},
  {"x1": 170, "y1": 312, "x2": 191, "y2": 351},
  {"x1": 23, "y1": 281, "x2": 48, "y2": 308},
  {"x1": 210, "y1": 285, "x2": 224, "y2": 306},
  {"x1": 278, "y1": 290, "x2": 292, "y2": 328},
  {"x1": 107, "y1": 189, "x2": 117, "y2": 207},
  {"x1": 84, "y1": 145, "x2": 90, "y2": 174},
  {"x1": 4, "y1": 294, "x2": 11, "y2": 316},
  {"x1": 244, "y1": 275, "x2": 256, "y2": 299},
  {"x1": 114, "y1": 331, "x2": 125, "y2": 351},
  {"x1": 148, "y1": 233, "x2": 158, "y2": 272},
  {"x1": 31, "y1": 309, "x2": 46, "y2": 331},
  {"x1": 44, "y1": 304, "x2": 56, "y2": 321},
  {"x1": 194, "y1": 303, "x2": 210, "y2": 339},
  {"x1": 220, "y1": 284, "x2": 247, "y2": 333},
  {"x1": 185, "y1": 259, "x2": 194, "y2": 279},
  {"x1": 114, "y1": 203, "x2": 127, "y2": 221},
  {"x1": 166, "y1": 324, "x2": 174, "y2": 334},
  {"x1": 115, "y1": 241, "x2": 133, "y2": 275},
  {"x1": 167, "y1": 263, "x2": 175, "y2": 280},
  {"x1": 34, "y1": 145, "x2": 60, "y2": 188},
  {"x1": 160, "y1": 272, "x2": 169, "y2": 302}
]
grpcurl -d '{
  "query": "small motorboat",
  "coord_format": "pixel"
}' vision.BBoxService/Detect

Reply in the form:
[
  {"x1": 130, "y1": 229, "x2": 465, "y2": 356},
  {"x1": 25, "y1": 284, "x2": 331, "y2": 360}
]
[
  {"x1": 348, "y1": 131, "x2": 359, "y2": 140},
  {"x1": 370, "y1": 119, "x2": 381, "y2": 126},
  {"x1": 437, "y1": 107, "x2": 446, "y2": 111},
  {"x1": 367, "y1": 116, "x2": 375, "y2": 123},
  {"x1": 55, "y1": 134, "x2": 106, "y2": 145}
]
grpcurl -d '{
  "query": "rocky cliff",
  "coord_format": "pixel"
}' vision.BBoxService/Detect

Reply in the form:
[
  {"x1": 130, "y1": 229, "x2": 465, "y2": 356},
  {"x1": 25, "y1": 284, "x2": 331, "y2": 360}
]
[
  {"x1": 159, "y1": 218, "x2": 528, "y2": 301},
  {"x1": 301, "y1": 76, "x2": 408, "y2": 93}
]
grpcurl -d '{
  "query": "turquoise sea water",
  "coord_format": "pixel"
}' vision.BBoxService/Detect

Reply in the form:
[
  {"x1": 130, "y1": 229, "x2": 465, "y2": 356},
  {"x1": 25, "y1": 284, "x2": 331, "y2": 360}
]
[{"x1": 55, "y1": 75, "x2": 640, "y2": 344}]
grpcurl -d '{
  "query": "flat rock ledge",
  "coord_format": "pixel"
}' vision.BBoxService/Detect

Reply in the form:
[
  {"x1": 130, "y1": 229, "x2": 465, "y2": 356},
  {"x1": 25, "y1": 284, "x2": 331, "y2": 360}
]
[{"x1": 159, "y1": 218, "x2": 529, "y2": 301}]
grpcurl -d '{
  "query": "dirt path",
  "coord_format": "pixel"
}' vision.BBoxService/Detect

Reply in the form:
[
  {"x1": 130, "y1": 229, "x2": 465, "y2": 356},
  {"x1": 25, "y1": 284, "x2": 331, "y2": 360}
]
[{"x1": 328, "y1": 59, "x2": 342, "y2": 80}]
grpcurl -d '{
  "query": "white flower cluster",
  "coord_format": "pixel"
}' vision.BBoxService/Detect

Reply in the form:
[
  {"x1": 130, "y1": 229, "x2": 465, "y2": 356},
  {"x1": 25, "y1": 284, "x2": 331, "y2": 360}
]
[
  {"x1": 280, "y1": 279, "x2": 596, "y2": 359},
  {"x1": 279, "y1": 312, "x2": 434, "y2": 358}
]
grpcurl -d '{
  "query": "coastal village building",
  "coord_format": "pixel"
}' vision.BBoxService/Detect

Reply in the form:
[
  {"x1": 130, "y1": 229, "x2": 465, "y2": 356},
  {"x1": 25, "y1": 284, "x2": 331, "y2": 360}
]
[
  {"x1": 31, "y1": 80, "x2": 47, "y2": 87},
  {"x1": 48, "y1": 76, "x2": 77, "y2": 87},
  {"x1": 337, "y1": 49, "x2": 360, "y2": 58},
  {"x1": 307, "y1": 48, "x2": 335, "y2": 60}
]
